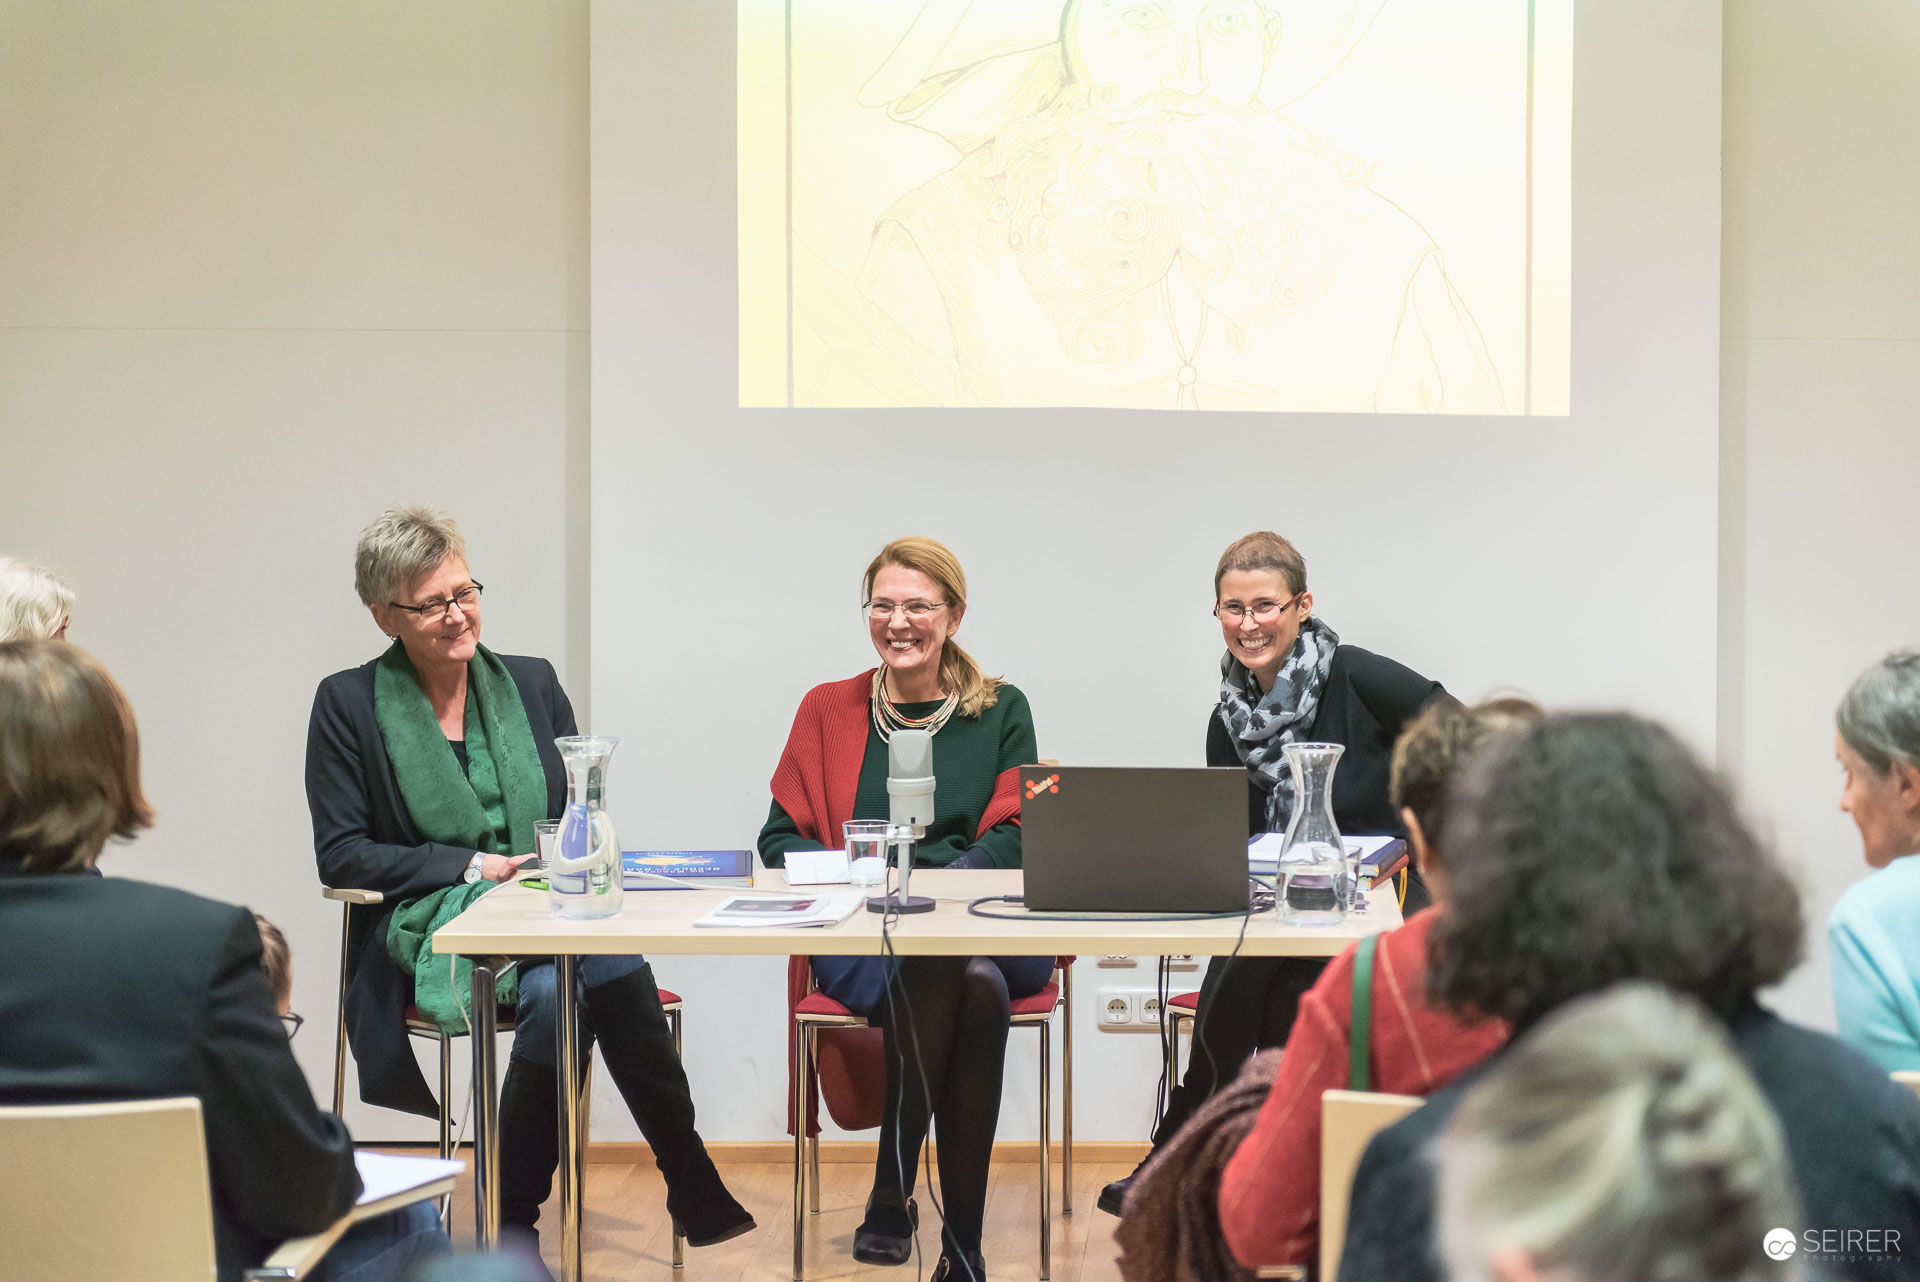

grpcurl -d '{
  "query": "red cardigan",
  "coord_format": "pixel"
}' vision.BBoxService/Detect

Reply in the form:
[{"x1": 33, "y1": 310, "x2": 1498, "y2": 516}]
[
  {"x1": 1216, "y1": 909, "x2": 1508, "y2": 1272},
  {"x1": 774, "y1": 671, "x2": 1021, "y2": 1135}
]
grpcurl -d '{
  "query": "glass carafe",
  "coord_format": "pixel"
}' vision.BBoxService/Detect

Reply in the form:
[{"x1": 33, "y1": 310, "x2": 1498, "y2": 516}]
[
  {"x1": 1277, "y1": 742, "x2": 1347, "y2": 926},
  {"x1": 550, "y1": 736, "x2": 623, "y2": 920}
]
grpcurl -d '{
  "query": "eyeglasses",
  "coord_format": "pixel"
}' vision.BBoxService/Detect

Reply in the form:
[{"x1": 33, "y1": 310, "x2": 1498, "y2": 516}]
[
  {"x1": 864, "y1": 599, "x2": 948, "y2": 621},
  {"x1": 1214, "y1": 593, "x2": 1300, "y2": 624},
  {"x1": 280, "y1": 1012, "x2": 305, "y2": 1040},
  {"x1": 389, "y1": 581, "x2": 484, "y2": 621}
]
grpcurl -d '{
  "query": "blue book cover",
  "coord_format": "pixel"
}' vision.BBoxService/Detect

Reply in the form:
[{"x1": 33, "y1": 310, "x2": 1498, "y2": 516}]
[{"x1": 621, "y1": 850, "x2": 756, "y2": 889}]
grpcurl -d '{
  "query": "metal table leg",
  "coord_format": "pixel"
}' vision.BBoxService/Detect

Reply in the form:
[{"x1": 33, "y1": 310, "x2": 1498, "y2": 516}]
[
  {"x1": 471, "y1": 958, "x2": 501, "y2": 1248},
  {"x1": 556, "y1": 954, "x2": 584, "y2": 1282}
]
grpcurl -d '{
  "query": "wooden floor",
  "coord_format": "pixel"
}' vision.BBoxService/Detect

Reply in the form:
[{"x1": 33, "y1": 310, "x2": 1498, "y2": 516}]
[{"x1": 436, "y1": 1157, "x2": 1133, "y2": 1281}]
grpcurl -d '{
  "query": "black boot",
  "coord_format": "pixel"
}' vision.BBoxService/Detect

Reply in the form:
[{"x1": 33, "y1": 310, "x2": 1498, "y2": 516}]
[
  {"x1": 583, "y1": 964, "x2": 756, "y2": 1247},
  {"x1": 498, "y1": 1054, "x2": 561, "y2": 1232}
]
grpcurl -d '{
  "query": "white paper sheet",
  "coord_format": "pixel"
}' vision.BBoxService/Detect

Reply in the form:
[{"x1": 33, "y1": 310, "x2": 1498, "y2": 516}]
[{"x1": 354, "y1": 1152, "x2": 464, "y2": 1207}]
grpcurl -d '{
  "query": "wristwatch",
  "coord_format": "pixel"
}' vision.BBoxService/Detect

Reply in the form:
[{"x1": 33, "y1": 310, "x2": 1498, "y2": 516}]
[{"x1": 463, "y1": 852, "x2": 486, "y2": 884}]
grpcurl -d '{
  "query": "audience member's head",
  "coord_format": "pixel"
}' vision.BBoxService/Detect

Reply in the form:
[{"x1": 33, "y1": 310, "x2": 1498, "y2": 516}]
[
  {"x1": 1430, "y1": 712, "x2": 1803, "y2": 1031},
  {"x1": 253, "y1": 911, "x2": 293, "y2": 1016},
  {"x1": 0, "y1": 640, "x2": 153, "y2": 872},
  {"x1": 1437, "y1": 983, "x2": 1803, "y2": 1282},
  {"x1": 1834, "y1": 648, "x2": 1920, "y2": 867},
  {"x1": 1389, "y1": 695, "x2": 1543, "y2": 898},
  {"x1": 0, "y1": 556, "x2": 74, "y2": 642}
]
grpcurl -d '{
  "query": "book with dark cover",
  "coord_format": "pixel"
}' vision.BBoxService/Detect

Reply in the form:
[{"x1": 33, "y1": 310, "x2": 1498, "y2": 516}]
[{"x1": 621, "y1": 850, "x2": 756, "y2": 890}]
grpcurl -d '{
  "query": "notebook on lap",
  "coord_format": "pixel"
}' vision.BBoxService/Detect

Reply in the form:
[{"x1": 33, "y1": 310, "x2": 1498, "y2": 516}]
[{"x1": 1019, "y1": 766, "x2": 1250, "y2": 914}]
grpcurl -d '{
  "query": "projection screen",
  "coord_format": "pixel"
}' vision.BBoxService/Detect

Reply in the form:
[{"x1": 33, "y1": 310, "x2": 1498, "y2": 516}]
[{"x1": 740, "y1": 0, "x2": 1571, "y2": 414}]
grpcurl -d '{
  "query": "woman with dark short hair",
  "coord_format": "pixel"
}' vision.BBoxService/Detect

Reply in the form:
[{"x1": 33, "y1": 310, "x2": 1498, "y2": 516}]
[
  {"x1": 1339, "y1": 712, "x2": 1920, "y2": 1282},
  {"x1": 0, "y1": 640, "x2": 444, "y2": 1282},
  {"x1": 1102, "y1": 530, "x2": 1448, "y2": 1217}
]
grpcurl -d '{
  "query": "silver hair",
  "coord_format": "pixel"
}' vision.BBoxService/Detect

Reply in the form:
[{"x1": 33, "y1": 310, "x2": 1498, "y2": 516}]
[
  {"x1": 1437, "y1": 983, "x2": 1801, "y2": 1282},
  {"x1": 352, "y1": 506, "x2": 469, "y2": 607},
  {"x1": 1836, "y1": 649, "x2": 1920, "y2": 776},
  {"x1": 0, "y1": 557, "x2": 76, "y2": 642}
]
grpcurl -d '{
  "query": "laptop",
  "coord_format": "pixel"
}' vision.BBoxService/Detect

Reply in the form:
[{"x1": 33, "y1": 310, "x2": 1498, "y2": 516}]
[{"x1": 1020, "y1": 766, "x2": 1251, "y2": 914}]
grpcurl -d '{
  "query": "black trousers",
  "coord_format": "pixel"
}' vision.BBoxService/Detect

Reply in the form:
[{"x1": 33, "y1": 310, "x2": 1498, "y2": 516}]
[{"x1": 1150, "y1": 867, "x2": 1431, "y2": 1147}]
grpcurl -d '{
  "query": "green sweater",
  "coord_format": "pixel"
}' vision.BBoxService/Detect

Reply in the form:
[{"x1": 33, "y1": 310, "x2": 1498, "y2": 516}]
[{"x1": 759, "y1": 685, "x2": 1037, "y2": 869}]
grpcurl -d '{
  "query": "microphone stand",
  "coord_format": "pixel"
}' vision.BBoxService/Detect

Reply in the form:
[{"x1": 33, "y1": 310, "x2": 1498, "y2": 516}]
[{"x1": 866, "y1": 823, "x2": 935, "y2": 915}]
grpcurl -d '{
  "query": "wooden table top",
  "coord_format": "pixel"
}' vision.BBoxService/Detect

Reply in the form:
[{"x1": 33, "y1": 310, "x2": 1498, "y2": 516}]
[{"x1": 431, "y1": 868, "x2": 1402, "y2": 958}]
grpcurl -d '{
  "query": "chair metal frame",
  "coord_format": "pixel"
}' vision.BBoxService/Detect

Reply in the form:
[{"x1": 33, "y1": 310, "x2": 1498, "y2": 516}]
[
  {"x1": 789, "y1": 959, "x2": 1074, "y2": 1282},
  {"x1": 323, "y1": 885, "x2": 687, "y2": 1270}
]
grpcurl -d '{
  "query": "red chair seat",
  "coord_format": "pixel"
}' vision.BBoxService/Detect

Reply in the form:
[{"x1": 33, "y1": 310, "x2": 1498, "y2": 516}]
[
  {"x1": 1009, "y1": 980, "x2": 1062, "y2": 1018},
  {"x1": 796, "y1": 990, "x2": 860, "y2": 1019},
  {"x1": 1168, "y1": 991, "x2": 1200, "y2": 1013},
  {"x1": 657, "y1": 988, "x2": 682, "y2": 1006}
]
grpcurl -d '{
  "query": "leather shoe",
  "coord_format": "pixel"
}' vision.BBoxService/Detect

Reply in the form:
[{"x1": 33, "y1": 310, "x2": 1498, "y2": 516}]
[
  {"x1": 850, "y1": 1193, "x2": 919, "y2": 1266},
  {"x1": 1096, "y1": 1173, "x2": 1134, "y2": 1218}
]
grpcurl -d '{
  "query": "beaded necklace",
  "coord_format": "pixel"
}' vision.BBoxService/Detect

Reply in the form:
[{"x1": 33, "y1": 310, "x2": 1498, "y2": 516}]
[{"x1": 869, "y1": 667, "x2": 959, "y2": 743}]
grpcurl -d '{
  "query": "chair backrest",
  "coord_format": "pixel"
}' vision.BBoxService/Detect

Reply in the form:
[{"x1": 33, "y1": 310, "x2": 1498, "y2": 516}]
[
  {"x1": 1894, "y1": 1070, "x2": 1920, "y2": 1104},
  {"x1": 1319, "y1": 1088, "x2": 1423, "y2": 1282},
  {"x1": 0, "y1": 1097, "x2": 219, "y2": 1282}
]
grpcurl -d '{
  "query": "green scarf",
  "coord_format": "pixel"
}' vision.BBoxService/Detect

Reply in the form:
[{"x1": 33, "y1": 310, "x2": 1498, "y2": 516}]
[
  {"x1": 373, "y1": 640, "x2": 548, "y2": 856},
  {"x1": 375, "y1": 640, "x2": 548, "y2": 1027}
]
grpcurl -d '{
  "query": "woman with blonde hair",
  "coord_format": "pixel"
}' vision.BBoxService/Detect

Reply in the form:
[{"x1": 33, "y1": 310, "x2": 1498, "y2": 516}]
[
  {"x1": 0, "y1": 556, "x2": 74, "y2": 641},
  {"x1": 760, "y1": 536, "x2": 1041, "y2": 1282}
]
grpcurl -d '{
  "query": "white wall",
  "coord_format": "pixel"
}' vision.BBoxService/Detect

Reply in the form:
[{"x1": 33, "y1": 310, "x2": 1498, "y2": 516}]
[
  {"x1": 12, "y1": 0, "x2": 1912, "y2": 1151},
  {"x1": 589, "y1": 1, "x2": 1724, "y2": 1141},
  {"x1": 1721, "y1": 1, "x2": 1920, "y2": 1028},
  {"x1": 0, "y1": 1, "x2": 589, "y2": 1141}
]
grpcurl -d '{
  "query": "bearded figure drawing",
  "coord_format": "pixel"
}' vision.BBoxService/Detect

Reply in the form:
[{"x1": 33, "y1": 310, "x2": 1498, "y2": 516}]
[{"x1": 779, "y1": 0, "x2": 1530, "y2": 414}]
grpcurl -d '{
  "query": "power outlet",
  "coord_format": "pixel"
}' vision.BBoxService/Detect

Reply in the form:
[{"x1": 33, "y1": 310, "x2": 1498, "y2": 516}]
[
  {"x1": 1165, "y1": 954, "x2": 1200, "y2": 970},
  {"x1": 1097, "y1": 955, "x2": 1136, "y2": 968},
  {"x1": 1098, "y1": 987, "x2": 1177, "y2": 1031}
]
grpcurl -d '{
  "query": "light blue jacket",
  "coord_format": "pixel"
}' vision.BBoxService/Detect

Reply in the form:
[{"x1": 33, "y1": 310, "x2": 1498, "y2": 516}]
[{"x1": 1829, "y1": 852, "x2": 1920, "y2": 1073}]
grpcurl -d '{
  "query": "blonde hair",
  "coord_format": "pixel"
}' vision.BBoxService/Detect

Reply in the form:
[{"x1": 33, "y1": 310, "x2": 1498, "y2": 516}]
[
  {"x1": 863, "y1": 537, "x2": 1001, "y2": 717},
  {"x1": 0, "y1": 641, "x2": 154, "y2": 872},
  {"x1": 0, "y1": 557, "x2": 75, "y2": 642},
  {"x1": 353, "y1": 506, "x2": 470, "y2": 607}
]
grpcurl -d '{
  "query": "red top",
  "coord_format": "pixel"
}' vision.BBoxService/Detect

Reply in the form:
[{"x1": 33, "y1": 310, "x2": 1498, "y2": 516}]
[{"x1": 1216, "y1": 909, "x2": 1508, "y2": 1271}]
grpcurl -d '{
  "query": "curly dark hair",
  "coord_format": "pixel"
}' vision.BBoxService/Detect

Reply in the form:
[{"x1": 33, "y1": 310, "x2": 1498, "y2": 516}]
[{"x1": 1428, "y1": 712, "x2": 1803, "y2": 1031}]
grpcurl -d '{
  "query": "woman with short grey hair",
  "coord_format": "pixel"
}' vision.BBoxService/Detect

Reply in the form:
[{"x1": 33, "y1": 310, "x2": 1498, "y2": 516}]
[
  {"x1": 1437, "y1": 983, "x2": 1803, "y2": 1282},
  {"x1": 306, "y1": 505, "x2": 753, "y2": 1259},
  {"x1": 1830, "y1": 648, "x2": 1920, "y2": 1070},
  {"x1": 0, "y1": 556, "x2": 74, "y2": 641}
]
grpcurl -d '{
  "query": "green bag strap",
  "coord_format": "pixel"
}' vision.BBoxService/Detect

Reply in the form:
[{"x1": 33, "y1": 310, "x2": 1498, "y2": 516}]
[{"x1": 1348, "y1": 934, "x2": 1378, "y2": 1091}]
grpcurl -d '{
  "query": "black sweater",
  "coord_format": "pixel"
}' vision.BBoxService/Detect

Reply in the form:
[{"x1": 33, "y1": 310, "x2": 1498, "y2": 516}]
[
  {"x1": 1206, "y1": 643, "x2": 1446, "y2": 838},
  {"x1": 1339, "y1": 1005, "x2": 1920, "y2": 1282}
]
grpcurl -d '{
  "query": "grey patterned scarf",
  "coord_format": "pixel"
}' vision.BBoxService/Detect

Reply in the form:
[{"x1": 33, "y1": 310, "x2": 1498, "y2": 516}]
[{"x1": 1217, "y1": 616, "x2": 1341, "y2": 833}]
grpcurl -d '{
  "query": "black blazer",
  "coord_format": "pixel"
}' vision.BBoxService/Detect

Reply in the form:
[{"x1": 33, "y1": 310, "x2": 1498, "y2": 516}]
[
  {"x1": 305, "y1": 652, "x2": 575, "y2": 1117},
  {"x1": 0, "y1": 869, "x2": 360, "y2": 1282},
  {"x1": 1207, "y1": 643, "x2": 1446, "y2": 837},
  {"x1": 1339, "y1": 1005, "x2": 1920, "y2": 1282}
]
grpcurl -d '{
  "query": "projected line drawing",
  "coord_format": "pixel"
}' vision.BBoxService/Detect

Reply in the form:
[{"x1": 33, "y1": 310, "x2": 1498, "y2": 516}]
[{"x1": 760, "y1": 0, "x2": 1564, "y2": 414}]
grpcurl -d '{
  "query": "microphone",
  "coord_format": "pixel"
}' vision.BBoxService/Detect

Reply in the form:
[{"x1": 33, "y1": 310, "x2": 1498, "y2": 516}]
[
  {"x1": 886, "y1": 729, "x2": 936, "y2": 837},
  {"x1": 869, "y1": 728, "x2": 937, "y2": 915}
]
